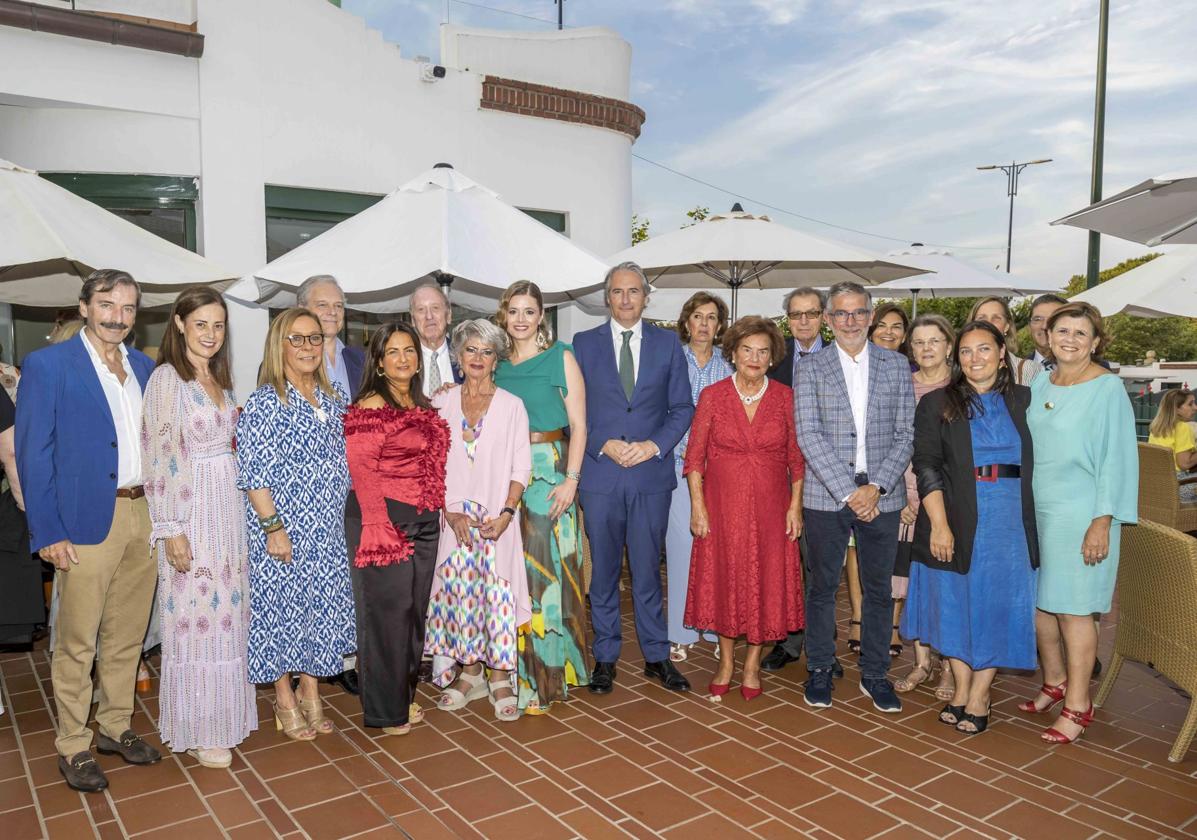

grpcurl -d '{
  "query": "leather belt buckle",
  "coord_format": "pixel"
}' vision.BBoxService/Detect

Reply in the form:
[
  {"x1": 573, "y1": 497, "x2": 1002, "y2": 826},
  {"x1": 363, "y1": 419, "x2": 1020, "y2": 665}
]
[
  {"x1": 974, "y1": 466, "x2": 997, "y2": 483},
  {"x1": 116, "y1": 485, "x2": 146, "y2": 500}
]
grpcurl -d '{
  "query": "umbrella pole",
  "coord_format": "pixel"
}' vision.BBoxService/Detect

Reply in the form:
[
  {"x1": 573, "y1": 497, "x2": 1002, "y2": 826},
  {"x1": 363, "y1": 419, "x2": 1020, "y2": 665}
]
[
  {"x1": 911, "y1": 290, "x2": 920, "y2": 317},
  {"x1": 435, "y1": 271, "x2": 454, "y2": 305}
]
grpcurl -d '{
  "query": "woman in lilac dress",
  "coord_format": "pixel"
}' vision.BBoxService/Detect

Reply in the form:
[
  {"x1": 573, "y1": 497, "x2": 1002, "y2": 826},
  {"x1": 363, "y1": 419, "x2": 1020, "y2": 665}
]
[{"x1": 143, "y1": 286, "x2": 257, "y2": 768}]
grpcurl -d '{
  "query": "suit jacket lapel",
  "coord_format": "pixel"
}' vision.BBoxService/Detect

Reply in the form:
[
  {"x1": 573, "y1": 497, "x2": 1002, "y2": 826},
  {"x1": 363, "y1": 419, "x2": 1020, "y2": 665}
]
[
  {"x1": 601, "y1": 320, "x2": 628, "y2": 403},
  {"x1": 630, "y1": 325, "x2": 653, "y2": 403},
  {"x1": 865, "y1": 343, "x2": 884, "y2": 423},
  {"x1": 69, "y1": 334, "x2": 117, "y2": 426},
  {"x1": 822, "y1": 343, "x2": 851, "y2": 406}
]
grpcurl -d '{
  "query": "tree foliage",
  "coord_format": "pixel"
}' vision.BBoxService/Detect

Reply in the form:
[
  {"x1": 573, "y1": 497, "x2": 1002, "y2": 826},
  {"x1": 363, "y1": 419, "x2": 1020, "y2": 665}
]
[{"x1": 631, "y1": 214, "x2": 650, "y2": 245}]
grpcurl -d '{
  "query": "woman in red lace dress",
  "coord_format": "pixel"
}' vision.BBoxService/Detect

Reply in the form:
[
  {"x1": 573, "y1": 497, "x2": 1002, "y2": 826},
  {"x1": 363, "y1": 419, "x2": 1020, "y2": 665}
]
[
  {"x1": 343, "y1": 322, "x2": 450, "y2": 736},
  {"x1": 685, "y1": 316, "x2": 805, "y2": 701}
]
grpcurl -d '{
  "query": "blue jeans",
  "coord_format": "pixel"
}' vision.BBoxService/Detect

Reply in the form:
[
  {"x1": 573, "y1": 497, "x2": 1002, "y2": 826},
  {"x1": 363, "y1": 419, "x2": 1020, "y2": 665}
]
[{"x1": 804, "y1": 507, "x2": 900, "y2": 680}]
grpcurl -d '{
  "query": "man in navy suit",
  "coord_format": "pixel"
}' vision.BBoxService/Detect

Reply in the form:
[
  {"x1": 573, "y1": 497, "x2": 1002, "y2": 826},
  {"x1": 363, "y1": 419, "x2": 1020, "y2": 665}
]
[
  {"x1": 793, "y1": 281, "x2": 915, "y2": 713},
  {"x1": 573, "y1": 262, "x2": 694, "y2": 694},
  {"x1": 16, "y1": 270, "x2": 162, "y2": 792}
]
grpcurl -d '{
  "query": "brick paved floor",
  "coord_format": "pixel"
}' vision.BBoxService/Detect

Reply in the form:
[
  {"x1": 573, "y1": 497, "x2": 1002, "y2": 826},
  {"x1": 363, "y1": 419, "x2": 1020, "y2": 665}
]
[{"x1": 1, "y1": 580, "x2": 1195, "y2": 839}]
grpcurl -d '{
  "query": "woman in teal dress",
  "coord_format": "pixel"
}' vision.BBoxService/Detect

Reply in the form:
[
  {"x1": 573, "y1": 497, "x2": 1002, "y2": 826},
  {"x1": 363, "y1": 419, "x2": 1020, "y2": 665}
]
[
  {"x1": 1023, "y1": 302, "x2": 1137, "y2": 745},
  {"x1": 494, "y1": 281, "x2": 592, "y2": 713}
]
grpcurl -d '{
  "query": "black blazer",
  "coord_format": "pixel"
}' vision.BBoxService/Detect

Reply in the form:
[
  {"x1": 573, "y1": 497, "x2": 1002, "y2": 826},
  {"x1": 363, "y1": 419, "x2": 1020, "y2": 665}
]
[
  {"x1": 767, "y1": 338, "x2": 796, "y2": 387},
  {"x1": 910, "y1": 385, "x2": 1039, "y2": 575}
]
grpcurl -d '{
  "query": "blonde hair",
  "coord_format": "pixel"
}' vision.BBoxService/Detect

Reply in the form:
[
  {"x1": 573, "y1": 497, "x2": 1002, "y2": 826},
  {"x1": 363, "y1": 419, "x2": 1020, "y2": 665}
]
[
  {"x1": 258, "y1": 307, "x2": 335, "y2": 404},
  {"x1": 495, "y1": 280, "x2": 554, "y2": 350},
  {"x1": 1150, "y1": 389, "x2": 1194, "y2": 440},
  {"x1": 967, "y1": 296, "x2": 1018, "y2": 344}
]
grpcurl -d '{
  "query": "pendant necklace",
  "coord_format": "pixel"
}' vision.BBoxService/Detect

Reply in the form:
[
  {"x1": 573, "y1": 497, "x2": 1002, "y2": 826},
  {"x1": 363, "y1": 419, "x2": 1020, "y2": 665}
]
[{"x1": 733, "y1": 376, "x2": 768, "y2": 405}]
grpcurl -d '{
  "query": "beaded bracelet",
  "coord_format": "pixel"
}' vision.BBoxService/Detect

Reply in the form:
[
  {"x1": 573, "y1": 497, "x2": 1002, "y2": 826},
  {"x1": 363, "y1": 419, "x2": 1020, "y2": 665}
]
[{"x1": 258, "y1": 513, "x2": 283, "y2": 533}]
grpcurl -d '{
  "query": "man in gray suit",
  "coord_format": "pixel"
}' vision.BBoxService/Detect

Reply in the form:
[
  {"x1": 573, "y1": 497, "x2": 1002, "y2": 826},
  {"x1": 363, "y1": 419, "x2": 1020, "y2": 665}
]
[{"x1": 794, "y1": 281, "x2": 914, "y2": 712}]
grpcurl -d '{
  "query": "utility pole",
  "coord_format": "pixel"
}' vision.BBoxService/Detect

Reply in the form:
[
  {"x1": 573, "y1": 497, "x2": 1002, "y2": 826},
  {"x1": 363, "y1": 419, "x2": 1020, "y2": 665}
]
[
  {"x1": 976, "y1": 159, "x2": 1053, "y2": 273},
  {"x1": 1086, "y1": 0, "x2": 1110, "y2": 289},
  {"x1": 556, "y1": 0, "x2": 564, "y2": 29}
]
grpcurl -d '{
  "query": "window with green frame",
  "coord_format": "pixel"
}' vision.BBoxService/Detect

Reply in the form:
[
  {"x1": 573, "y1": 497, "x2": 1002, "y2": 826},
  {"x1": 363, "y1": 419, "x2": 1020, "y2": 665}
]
[
  {"x1": 519, "y1": 208, "x2": 568, "y2": 235},
  {"x1": 39, "y1": 173, "x2": 199, "y2": 252}
]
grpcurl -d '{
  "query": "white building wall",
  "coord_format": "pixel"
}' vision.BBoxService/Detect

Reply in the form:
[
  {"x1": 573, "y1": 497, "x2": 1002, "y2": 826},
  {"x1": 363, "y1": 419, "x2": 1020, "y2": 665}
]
[{"x1": 0, "y1": 0, "x2": 634, "y2": 397}]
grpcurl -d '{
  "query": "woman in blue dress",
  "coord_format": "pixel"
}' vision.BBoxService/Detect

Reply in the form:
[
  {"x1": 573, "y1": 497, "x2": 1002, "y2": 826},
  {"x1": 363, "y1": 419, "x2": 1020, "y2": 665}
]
[
  {"x1": 236, "y1": 308, "x2": 355, "y2": 742},
  {"x1": 902, "y1": 321, "x2": 1039, "y2": 736},
  {"x1": 1022, "y1": 302, "x2": 1137, "y2": 744}
]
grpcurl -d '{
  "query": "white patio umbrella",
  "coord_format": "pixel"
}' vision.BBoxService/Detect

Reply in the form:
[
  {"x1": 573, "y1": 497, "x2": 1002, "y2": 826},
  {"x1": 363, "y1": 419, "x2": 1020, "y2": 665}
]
[
  {"x1": 1051, "y1": 174, "x2": 1197, "y2": 247},
  {"x1": 874, "y1": 244, "x2": 1063, "y2": 314},
  {"x1": 602, "y1": 205, "x2": 930, "y2": 319},
  {"x1": 1072, "y1": 249, "x2": 1197, "y2": 318},
  {"x1": 0, "y1": 158, "x2": 236, "y2": 306},
  {"x1": 226, "y1": 164, "x2": 610, "y2": 313}
]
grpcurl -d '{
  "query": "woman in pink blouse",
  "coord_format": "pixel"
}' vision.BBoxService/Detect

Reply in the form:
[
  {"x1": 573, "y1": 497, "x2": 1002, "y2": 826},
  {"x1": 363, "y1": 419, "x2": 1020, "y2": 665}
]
[{"x1": 142, "y1": 286, "x2": 257, "y2": 769}]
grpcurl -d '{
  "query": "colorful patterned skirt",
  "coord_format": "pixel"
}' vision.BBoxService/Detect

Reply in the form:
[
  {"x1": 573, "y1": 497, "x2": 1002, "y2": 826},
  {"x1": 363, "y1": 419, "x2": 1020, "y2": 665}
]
[
  {"x1": 517, "y1": 440, "x2": 592, "y2": 711},
  {"x1": 425, "y1": 500, "x2": 519, "y2": 683}
]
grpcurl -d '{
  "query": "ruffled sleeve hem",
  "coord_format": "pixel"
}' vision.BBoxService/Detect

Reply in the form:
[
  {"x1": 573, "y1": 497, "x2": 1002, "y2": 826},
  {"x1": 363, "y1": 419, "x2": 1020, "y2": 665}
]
[
  {"x1": 353, "y1": 521, "x2": 414, "y2": 568},
  {"x1": 150, "y1": 522, "x2": 186, "y2": 543}
]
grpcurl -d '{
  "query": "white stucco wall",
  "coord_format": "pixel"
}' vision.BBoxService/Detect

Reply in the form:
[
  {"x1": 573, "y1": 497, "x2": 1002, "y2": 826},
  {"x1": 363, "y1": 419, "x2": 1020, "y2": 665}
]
[{"x1": 0, "y1": 0, "x2": 633, "y2": 397}]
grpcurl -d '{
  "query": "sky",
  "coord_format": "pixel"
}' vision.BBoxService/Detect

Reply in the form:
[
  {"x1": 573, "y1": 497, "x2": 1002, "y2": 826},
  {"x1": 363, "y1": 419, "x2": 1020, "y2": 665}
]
[{"x1": 342, "y1": 0, "x2": 1195, "y2": 287}]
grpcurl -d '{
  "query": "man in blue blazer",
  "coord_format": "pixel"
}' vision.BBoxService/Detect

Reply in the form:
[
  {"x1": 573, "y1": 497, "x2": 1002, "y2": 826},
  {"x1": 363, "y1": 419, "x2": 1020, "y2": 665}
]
[
  {"x1": 574, "y1": 262, "x2": 695, "y2": 694},
  {"x1": 794, "y1": 281, "x2": 915, "y2": 713},
  {"x1": 16, "y1": 270, "x2": 162, "y2": 792}
]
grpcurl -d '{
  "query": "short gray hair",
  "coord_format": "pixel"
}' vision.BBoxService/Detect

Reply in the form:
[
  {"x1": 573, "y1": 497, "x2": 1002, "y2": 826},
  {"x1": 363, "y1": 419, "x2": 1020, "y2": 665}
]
[
  {"x1": 826, "y1": 281, "x2": 872, "y2": 310},
  {"x1": 296, "y1": 274, "x2": 343, "y2": 307},
  {"x1": 783, "y1": 287, "x2": 827, "y2": 314},
  {"x1": 603, "y1": 261, "x2": 650, "y2": 298},
  {"x1": 410, "y1": 282, "x2": 450, "y2": 308},
  {"x1": 450, "y1": 318, "x2": 508, "y2": 363}
]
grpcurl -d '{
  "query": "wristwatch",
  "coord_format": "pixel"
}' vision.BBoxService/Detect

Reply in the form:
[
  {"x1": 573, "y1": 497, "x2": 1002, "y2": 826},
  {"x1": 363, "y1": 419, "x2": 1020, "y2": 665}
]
[{"x1": 500, "y1": 506, "x2": 517, "y2": 518}]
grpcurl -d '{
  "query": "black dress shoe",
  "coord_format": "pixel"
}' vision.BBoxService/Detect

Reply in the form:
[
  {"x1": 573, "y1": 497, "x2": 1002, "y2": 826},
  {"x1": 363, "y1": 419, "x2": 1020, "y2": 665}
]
[
  {"x1": 761, "y1": 645, "x2": 800, "y2": 672},
  {"x1": 589, "y1": 662, "x2": 616, "y2": 694},
  {"x1": 329, "y1": 668, "x2": 360, "y2": 696},
  {"x1": 95, "y1": 730, "x2": 161, "y2": 765},
  {"x1": 418, "y1": 659, "x2": 434, "y2": 683},
  {"x1": 644, "y1": 660, "x2": 691, "y2": 692},
  {"x1": 59, "y1": 752, "x2": 108, "y2": 792}
]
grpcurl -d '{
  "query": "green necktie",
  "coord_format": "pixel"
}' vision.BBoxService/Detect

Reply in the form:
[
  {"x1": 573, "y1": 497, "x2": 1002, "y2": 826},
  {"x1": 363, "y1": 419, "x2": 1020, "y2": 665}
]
[{"x1": 619, "y1": 330, "x2": 635, "y2": 400}]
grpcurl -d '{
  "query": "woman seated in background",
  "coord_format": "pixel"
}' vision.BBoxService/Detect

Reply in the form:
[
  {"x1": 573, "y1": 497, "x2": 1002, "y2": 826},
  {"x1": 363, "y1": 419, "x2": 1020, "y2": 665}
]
[
  {"x1": 902, "y1": 321, "x2": 1039, "y2": 735},
  {"x1": 893, "y1": 314, "x2": 955, "y2": 702},
  {"x1": 685, "y1": 316, "x2": 804, "y2": 701},
  {"x1": 968, "y1": 297, "x2": 1042, "y2": 386},
  {"x1": 426, "y1": 319, "x2": 531, "y2": 723},
  {"x1": 1148, "y1": 389, "x2": 1197, "y2": 501},
  {"x1": 343, "y1": 321, "x2": 450, "y2": 736}
]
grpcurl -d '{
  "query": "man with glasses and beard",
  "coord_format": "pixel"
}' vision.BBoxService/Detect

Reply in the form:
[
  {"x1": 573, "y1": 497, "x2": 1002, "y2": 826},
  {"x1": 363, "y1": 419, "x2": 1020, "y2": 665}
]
[
  {"x1": 16, "y1": 270, "x2": 160, "y2": 792},
  {"x1": 794, "y1": 281, "x2": 914, "y2": 714}
]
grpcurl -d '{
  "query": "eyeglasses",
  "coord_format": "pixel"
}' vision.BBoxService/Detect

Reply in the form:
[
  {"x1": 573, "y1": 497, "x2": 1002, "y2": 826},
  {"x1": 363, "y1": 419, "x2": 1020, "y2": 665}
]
[
  {"x1": 285, "y1": 333, "x2": 325, "y2": 348},
  {"x1": 462, "y1": 345, "x2": 497, "y2": 358},
  {"x1": 829, "y1": 309, "x2": 871, "y2": 323},
  {"x1": 909, "y1": 338, "x2": 946, "y2": 349},
  {"x1": 787, "y1": 309, "x2": 823, "y2": 321}
]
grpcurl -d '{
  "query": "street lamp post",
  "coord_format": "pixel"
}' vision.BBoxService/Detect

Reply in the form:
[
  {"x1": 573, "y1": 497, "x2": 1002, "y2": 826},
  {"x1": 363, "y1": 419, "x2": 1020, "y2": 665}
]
[{"x1": 977, "y1": 159, "x2": 1053, "y2": 273}]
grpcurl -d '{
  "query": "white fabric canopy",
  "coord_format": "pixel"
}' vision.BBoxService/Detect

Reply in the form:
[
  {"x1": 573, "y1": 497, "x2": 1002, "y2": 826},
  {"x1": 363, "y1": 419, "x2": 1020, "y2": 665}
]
[
  {"x1": 226, "y1": 166, "x2": 610, "y2": 313},
  {"x1": 0, "y1": 158, "x2": 235, "y2": 307},
  {"x1": 1072, "y1": 249, "x2": 1197, "y2": 318},
  {"x1": 1051, "y1": 174, "x2": 1197, "y2": 247},
  {"x1": 598, "y1": 207, "x2": 929, "y2": 318},
  {"x1": 874, "y1": 245, "x2": 1062, "y2": 300}
]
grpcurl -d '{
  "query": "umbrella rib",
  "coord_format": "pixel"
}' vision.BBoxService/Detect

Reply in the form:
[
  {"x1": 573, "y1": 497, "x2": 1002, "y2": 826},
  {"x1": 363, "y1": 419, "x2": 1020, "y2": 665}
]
[
  {"x1": 696, "y1": 262, "x2": 733, "y2": 285},
  {"x1": 1147, "y1": 213, "x2": 1197, "y2": 247},
  {"x1": 738, "y1": 261, "x2": 780, "y2": 289}
]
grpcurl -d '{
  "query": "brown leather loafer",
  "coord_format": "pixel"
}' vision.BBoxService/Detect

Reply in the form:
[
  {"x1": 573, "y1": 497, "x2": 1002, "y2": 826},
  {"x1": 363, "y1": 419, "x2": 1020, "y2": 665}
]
[
  {"x1": 59, "y1": 751, "x2": 109, "y2": 792},
  {"x1": 95, "y1": 730, "x2": 161, "y2": 765}
]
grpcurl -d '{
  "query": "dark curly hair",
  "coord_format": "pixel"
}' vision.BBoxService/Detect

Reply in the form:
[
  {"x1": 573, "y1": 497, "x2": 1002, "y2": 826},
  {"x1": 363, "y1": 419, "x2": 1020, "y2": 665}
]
[
  {"x1": 721, "y1": 316, "x2": 786, "y2": 367},
  {"x1": 676, "y1": 292, "x2": 730, "y2": 345}
]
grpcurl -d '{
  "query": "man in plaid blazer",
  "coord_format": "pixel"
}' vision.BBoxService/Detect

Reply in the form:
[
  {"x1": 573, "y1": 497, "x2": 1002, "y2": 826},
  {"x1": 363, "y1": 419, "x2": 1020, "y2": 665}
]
[{"x1": 794, "y1": 281, "x2": 914, "y2": 712}]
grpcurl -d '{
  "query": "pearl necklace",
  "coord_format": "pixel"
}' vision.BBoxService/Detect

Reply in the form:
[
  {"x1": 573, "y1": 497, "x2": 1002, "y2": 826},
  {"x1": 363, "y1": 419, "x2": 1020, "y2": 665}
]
[{"x1": 732, "y1": 375, "x2": 768, "y2": 405}]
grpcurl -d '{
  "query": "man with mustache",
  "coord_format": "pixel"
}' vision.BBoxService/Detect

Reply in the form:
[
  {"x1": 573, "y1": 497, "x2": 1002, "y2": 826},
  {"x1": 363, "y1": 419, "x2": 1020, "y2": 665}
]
[{"x1": 16, "y1": 270, "x2": 160, "y2": 792}]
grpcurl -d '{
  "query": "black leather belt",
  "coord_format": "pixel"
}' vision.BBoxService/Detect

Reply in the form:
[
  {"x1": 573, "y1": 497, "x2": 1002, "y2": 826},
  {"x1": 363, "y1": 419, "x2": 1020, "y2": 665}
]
[{"x1": 974, "y1": 464, "x2": 1020, "y2": 482}]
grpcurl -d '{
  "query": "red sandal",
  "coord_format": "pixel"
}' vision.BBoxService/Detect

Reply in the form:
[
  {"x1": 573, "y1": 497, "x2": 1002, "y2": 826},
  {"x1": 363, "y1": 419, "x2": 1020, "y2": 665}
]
[
  {"x1": 1017, "y1": 680, "x2": 1066, "y2": 714},
  {"x1": 1041, "y1": 704, "x2": 1094, "y2": 744}
]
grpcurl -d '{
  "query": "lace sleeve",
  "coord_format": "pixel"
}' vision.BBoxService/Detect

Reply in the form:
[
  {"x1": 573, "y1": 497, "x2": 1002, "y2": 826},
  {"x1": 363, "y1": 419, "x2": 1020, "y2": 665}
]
[{"x1": 142, "y1": 366, "x2": 192, "y2": 542}]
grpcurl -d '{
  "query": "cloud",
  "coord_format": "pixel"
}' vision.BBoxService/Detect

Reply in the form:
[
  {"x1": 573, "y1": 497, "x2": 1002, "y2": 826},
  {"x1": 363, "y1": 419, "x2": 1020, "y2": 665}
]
[{"x1": 663, "y1": 0, "x2": 811, "y2": 27}]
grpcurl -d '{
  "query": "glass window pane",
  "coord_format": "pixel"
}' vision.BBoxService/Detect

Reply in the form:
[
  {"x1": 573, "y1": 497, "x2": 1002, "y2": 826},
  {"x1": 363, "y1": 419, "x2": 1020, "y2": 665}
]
[
  {"x1": 108, "y1": 207, "x2": 188, "y2": 249},
  {"x1": 266, "y1": 216, "x2": 338, "y2": 262}
]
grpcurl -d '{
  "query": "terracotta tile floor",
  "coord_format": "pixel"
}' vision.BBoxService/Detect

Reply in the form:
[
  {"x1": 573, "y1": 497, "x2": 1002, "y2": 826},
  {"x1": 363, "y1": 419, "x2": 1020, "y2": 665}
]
[{"x1": 1, "y1": 581, "x2": 1195, "y2": 839}]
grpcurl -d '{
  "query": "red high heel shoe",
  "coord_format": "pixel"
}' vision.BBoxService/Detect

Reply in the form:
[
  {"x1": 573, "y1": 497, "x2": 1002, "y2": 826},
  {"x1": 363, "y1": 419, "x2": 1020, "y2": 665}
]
[
  {"x1": 740, "y1": 684, "x2": 763, "y2": 702},
  {"x1": 1017, "y1": 680, "x2": 1066, "y2": 714},
  {"x1": 708, "y1": 682, "x2": 731, "y2": 698},
  {"x1": 1041, "y1": 704, "x2": 1094, "y2": 744}
]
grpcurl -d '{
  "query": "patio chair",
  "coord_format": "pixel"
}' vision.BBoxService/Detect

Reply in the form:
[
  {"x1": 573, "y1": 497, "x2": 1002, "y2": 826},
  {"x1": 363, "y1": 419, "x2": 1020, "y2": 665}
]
[
  {"x1": 1137, "y1": 442, "x2": 1197, "y2": 533},
  {"x1": 1094, "y1": 519, "x2": 1197, "y2": 763}
]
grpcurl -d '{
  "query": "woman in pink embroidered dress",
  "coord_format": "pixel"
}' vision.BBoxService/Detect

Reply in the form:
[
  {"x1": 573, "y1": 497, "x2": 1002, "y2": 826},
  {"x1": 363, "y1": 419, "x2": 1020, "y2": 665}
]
[
  {"x1": 343, "y1": 322, "x2": 450, "y2": 736},
  {"x1": 142, "y1": 286, "x2": 257, "y2": 769}
]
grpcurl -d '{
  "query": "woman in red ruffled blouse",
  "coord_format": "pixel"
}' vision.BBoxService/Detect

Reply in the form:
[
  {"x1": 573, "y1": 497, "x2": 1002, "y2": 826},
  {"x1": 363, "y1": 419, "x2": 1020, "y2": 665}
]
[{"x1": 343, "y1": 322, "x2": 450, "y2": 736}]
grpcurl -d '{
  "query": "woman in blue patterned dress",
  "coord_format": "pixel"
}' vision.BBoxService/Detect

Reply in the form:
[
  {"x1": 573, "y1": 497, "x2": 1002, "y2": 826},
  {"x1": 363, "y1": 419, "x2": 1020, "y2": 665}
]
[
  {"x1": 236, "y1": 308, "x2": 355, "y2": 742},
  {"x1": 664, "y1": 292, "x2": 733, "y2": 662}
]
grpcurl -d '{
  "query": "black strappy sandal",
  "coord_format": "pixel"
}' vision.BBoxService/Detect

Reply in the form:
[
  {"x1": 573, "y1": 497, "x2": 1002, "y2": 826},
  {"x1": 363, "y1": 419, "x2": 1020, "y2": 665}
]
[
  {"x1": 847, "y1": 619, "x2": 861, "y2": 654},
  {"x1": 956, "y1": 704, "x2": 991, "y2": 736},
  {"x1": 939, "y1": 703, "x2": 966, "y2": 725},
  {"x1": 890, "y1": 625, "x2": 903, "y2": 658}
]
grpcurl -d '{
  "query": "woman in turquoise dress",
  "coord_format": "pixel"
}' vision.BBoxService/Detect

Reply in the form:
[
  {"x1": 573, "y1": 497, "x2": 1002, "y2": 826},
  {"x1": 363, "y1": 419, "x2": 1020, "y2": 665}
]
[
  {"x1": 1022, "y1": 302, "x2": 1137, "y2": 745},
  {"x1": 901, "y1": 322, "x2": 1039, "y2": 736},
  {"x1": 494, "y1": 281, "x2": 591, "y2": 713}
]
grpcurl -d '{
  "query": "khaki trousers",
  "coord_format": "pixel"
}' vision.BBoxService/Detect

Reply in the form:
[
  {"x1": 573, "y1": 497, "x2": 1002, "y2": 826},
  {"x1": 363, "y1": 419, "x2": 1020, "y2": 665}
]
[{"x1": 53, "y1": 497, "x2": 154, "y2": 757}]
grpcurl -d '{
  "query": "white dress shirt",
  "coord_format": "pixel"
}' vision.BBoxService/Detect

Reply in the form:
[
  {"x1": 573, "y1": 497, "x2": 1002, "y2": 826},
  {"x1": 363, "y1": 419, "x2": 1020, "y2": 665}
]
[
  {"x1": 835, "y1": 341, "x2": 869, "y2": 475},
  {"x1": 609, "y1": 319, "x2": 643, "y2": 383},
  {"x1": 420, "y1": 339, "x2": 455, "y2": 398},
  {"x1": 81, "y1": 331, "x2": 143, "y2": 488}
]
